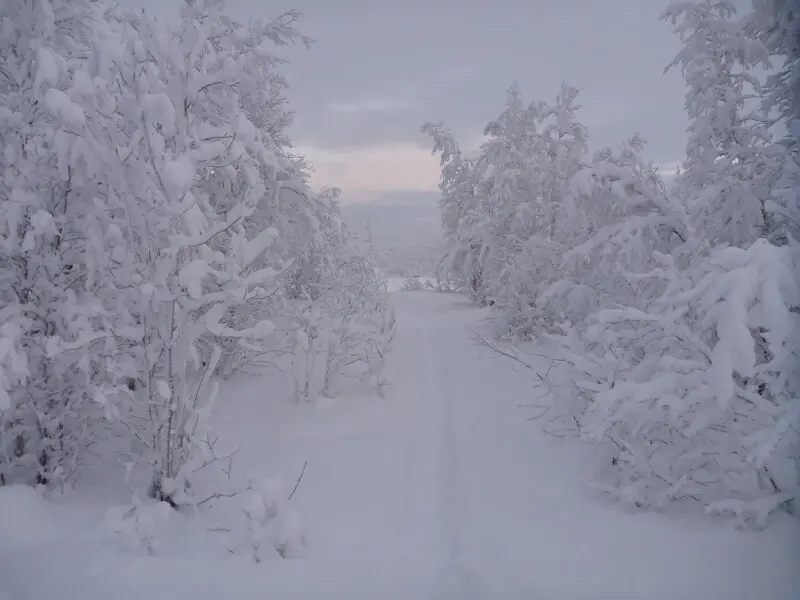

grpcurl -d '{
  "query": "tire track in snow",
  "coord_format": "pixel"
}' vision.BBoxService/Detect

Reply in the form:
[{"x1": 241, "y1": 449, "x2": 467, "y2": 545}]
[
  {"x1": 430, "y1": 324, "x2": 485, "y2": 600},
  {"x1": 399, "y1": 296, "x2": 480, "y2": 599}
]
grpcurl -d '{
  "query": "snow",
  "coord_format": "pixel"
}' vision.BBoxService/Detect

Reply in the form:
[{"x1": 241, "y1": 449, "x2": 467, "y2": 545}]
[
  {"x1": 386, "y1": 276, "x2": 436, "y2": 292},
  {"x1": 0, "y1": 291, "x2": 797, "y2": 599},
  {"x1": 44, "y1": 88, "x2": 86, "y2": 128},
  {"x1": 34, "y1": 47, "x2": 60, "y2": 89},
  {"x1": 241, "y1": 226, "x2": 279, "y2": 266},
  {"x1": 142, "y1": 92, "x2": 177, "y2": 137},
  {"x1": 178, "y1": 258, "x2": 210, "y2": 299},
  {"x1": 0, "y1": 485, "x2": 62, "y2": 551},
  {"x1": 163, "y1": 154, "x2": 195, "y2": 199}
]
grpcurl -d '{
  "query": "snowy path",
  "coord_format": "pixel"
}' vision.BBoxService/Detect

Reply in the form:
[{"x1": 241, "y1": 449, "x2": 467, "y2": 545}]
[
  {"x1": 0, "y1": 290, "x2": 797, "y2": 599},
  {"x1": 260, "y1": 291, "x2": 798, "y2": 599},
  {"x1": 257, "y1": 290, "x2": 798, "y2": 599}
]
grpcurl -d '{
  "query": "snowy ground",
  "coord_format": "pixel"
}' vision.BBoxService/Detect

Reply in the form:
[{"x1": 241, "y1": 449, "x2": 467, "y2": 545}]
[
  {"x1": 1, "y1": 289, "x2": 798, "y2": 599},
  {"x1": 385, "y1": 275, "x2": 436, "y2": 291}
]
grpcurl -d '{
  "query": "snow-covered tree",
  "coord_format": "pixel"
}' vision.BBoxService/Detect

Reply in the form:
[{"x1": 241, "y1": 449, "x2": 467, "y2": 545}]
[
  {"x1": 747, "y1": 0, "x2": 800, "y2": 137},
  {"x1": 56, "y1": 1, "x2": 315, "y2": 505},
  {"x1": 663, "y1": 0, "x2": 781, "y2": 246},
  {"x1": 573, "y1": 238, "x2": 799, "y2": 526},
  {"x1": 421, "y1": 122, "x2": 485, "y2": 301},
  {"x1": 319, "y1": 254, "x2": 396, "y2": 398},
  {"x1": 490, "y1": 84, "x2": 590, "y2": 337},
  {"x1": 285, "y1": 189, "x2": 396, "y2": 402},
  {"x1": 425, "y1": 2, "x2": 799, "y2": 527},
  {"x1": 424, "y1": 84, "x2": 592, "y2": 333},
  {"x1": 745, "y1": 0, "x2": 800, "y2": 242},
  {"x1": 0, "y1": 0, "x2": 128, "y2": 487},
  {"x1": 528, "y1": 136, "x2": 684, "y2": 336},
  {"x1": 539, "y1": 0, "x2": 800, "y2": 526}
]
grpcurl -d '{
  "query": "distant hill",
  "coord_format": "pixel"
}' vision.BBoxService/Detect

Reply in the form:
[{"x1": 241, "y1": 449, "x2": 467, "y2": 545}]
[{"x1": 341, "y1": 192, "x2": 443, "y2": 276}]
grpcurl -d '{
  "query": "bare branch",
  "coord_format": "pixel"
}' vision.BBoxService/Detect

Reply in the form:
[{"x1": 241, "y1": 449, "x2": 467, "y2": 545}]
[{"x1": 288, "y1": 460, "x2": 307, "y2": 501}]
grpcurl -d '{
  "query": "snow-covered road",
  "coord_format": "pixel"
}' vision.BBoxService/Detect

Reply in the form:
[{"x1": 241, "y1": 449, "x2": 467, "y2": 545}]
[
  {"x1": 282, "y1": 289, "x2": 798, "y2": 599},
  {"x1": 274, "y1": 290, "x2": 798, "y2": 599},
  {"x1": 0, "y1": 290, "x2": 797, "y2": 599}
]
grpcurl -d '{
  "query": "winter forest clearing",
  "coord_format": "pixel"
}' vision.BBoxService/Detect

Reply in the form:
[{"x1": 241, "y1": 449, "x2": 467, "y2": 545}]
[{"x1": 1, "y1": 0, "x2": 799, "y2": 598}]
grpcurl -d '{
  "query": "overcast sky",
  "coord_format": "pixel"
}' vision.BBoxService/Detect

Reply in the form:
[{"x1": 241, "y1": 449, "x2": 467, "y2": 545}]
[{"x1": 130, "y1": 0, "x2": 690, "y2": 205}]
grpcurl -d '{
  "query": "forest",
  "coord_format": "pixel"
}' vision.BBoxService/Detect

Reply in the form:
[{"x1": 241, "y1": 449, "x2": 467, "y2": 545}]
[{"x1": 0, "y1": 0, "x2": 797, "y2": 598}]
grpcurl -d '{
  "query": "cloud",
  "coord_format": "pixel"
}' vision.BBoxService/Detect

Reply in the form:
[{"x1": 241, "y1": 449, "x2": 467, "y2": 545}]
[
  {"x1": 294, "y1": 142, "x2": 442, "y2": 204},
  {"x1": 130, "y1": 0, "x2": 689, "y2": 184},
  {"x1": 293, "y1": 127, "x2": 495, "y2": 204},
  {"x1": 325, "y1": 97, "x2": 416, "y2": 114}
]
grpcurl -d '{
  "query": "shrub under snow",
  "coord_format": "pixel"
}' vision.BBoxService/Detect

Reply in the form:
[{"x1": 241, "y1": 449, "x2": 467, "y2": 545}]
[
  {"x1": 424, "y1": 0, "x2": 800, "y2": 527},
  {"x1": 0, "y1": 0, "x2": 394, "y2": 529}
]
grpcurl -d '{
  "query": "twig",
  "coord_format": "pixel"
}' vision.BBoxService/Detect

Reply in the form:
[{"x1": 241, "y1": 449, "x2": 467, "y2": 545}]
[
  {"x1": 288, "y1": 460, "x2": 307, "y2": 500},
  {"x1": 467, "y1": 326, "x2": 535, "y2": 369},
  {"x1": 196, "y1": 488, "x2": 247, "y2": 507},
  {"x1": 468, "y1": 326, "x2": 576, "y2": 371}
]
